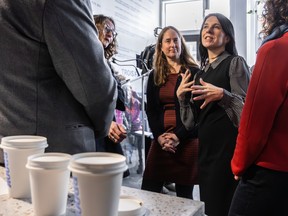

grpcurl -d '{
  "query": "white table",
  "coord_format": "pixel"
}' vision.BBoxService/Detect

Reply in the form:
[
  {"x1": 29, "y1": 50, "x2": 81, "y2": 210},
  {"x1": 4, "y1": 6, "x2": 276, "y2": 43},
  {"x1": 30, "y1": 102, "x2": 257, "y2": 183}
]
[{"x1": 0, "y1": 166, "x2": 204, "y2": 216}]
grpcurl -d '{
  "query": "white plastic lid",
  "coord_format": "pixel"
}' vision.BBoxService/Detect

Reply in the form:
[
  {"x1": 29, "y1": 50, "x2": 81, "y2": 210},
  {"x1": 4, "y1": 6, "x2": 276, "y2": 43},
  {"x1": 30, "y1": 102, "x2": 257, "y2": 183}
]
[
  {"x1": 26, "y1": 153, "x2": 71, "y2": 170},
  {"x1": 118, "y1": 196, "x2": 145, "y2": 216},
  {"x1": 68, "y1": 152, "x2": 127, "y2": 175},
  {"x1": 0, "y1": 135, "x2": 48, "y2": 149}
]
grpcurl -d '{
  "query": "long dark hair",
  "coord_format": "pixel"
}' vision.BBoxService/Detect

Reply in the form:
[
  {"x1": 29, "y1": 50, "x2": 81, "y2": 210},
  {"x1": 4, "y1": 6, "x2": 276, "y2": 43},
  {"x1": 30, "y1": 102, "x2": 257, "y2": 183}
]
[
  {"x1": 261, "y1": 0, "x2": 288, "y2": 37},
  {"x1": 199, "y1": 13, "x2": 238, "y2": 68}
]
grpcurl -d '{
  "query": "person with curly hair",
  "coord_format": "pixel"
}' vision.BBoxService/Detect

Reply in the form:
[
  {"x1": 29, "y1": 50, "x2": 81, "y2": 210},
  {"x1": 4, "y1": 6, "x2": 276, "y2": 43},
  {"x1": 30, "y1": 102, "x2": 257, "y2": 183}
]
[
  {"x1": 93, "y1": 15, "x2": 130, "y2": 177},
  {"x1": 229, "y1": 0, "x2": 288, "y2": 215}
]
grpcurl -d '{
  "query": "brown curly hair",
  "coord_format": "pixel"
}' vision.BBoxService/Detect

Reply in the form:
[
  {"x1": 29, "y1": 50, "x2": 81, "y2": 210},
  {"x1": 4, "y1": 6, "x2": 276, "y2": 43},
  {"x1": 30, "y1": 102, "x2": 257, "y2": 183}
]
[
  {"x1": 261, "y1": 0, "x2": 288, "y2": 36},
  {"x1": 153, "y1": 26, "x2": 199, "y2": 86},
  {"x1": 93, "y1": 14, "x2": 118, "y2": 60}
]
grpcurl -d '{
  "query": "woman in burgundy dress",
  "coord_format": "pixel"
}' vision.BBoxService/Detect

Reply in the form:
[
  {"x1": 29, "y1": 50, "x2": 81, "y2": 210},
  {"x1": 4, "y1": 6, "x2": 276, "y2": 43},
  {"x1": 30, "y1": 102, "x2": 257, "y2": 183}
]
[{"x1": 141, "y1": 26, "x2": 200, "y2": 199}]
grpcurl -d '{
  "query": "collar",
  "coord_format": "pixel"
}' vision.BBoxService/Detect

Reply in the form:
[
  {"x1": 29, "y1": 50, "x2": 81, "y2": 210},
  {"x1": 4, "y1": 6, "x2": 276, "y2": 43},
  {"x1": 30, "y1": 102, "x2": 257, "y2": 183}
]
[
  {"x1": 204, "y1": 51, "x2": 231, "y2": 72},
  {"x1": 259, "y1": 23, "x2": 288, "y2": 48}
]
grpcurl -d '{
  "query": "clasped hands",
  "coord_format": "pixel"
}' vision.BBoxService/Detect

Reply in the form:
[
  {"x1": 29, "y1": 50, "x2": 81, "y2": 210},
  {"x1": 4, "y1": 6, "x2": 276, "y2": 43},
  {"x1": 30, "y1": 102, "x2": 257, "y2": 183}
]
[
  {"x1": 108, "y1": 121, "x2": 127, "y2": 143},
  {"x1": 176, "y1": 70, "x2": 224, "y2": 109},
  {"x1": 158, "y1": 133, "x2": 179, "y2": 154}
]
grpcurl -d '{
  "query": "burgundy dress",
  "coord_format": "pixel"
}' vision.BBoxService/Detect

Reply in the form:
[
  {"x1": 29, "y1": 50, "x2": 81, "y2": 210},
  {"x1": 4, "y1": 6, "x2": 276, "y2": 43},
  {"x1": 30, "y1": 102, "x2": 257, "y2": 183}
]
[{"x1": 143, "y1": 73, "x2": 198, "y2": 185}]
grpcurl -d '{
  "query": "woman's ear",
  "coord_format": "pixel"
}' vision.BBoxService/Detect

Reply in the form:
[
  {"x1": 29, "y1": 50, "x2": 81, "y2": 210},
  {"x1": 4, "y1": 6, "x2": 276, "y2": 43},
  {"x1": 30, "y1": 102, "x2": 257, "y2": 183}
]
[{"x1": 225, "y1": 35, "x2": 230, "y2": 44}]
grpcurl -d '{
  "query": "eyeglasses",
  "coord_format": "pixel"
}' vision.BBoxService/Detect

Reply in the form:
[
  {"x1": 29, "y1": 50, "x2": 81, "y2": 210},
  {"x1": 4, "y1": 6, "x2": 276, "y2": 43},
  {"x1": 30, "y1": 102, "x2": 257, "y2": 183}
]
[{"x1": 103, "y1": 24, "x2": 118, "y2": 38}]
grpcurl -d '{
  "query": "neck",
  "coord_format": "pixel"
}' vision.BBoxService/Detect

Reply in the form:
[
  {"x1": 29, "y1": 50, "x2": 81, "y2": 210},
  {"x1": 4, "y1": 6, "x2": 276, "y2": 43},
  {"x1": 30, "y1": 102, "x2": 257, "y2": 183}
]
[
  {"x1": 167, "y1": 59, "x2": 181, "y2": 74},
  {"x1": 208, "y1": 49, "x2": 225, "y2": 63}
]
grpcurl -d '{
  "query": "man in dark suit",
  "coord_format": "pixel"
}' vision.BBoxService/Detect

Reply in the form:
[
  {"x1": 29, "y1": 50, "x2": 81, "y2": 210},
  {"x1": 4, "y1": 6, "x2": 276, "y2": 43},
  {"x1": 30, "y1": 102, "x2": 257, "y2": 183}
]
[{"x1": 0, "y1": 0, "x2": 117, "y2": 155}]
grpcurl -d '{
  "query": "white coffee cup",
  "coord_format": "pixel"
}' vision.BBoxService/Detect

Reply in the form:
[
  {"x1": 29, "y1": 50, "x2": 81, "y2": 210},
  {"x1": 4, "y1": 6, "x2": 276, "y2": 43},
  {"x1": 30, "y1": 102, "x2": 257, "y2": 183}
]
[
  {"x1": 26, "y1": 152, "x2": 71, "y2": 216},
  {"x1": 68, "y1": 152, "x2": 127, "y2": 216},
  {"x1": 0, "y1": 135, "x2": 48, "y2": 198}
]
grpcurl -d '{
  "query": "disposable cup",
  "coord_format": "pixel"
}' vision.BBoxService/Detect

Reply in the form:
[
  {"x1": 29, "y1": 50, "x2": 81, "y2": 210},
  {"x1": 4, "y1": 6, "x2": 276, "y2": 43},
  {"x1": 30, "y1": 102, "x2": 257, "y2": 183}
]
[
  {"x1": 118, "y1": 195, "x2": 146, "y2": 216},
  {"x1": 0, "y1": 135, "x2": 48, "y2": 198},
  {"x1": 26, "y1": 153, "x2": 71, "y2": 216},
  {"x1": 68, "y1": 152, "x2": 127, "y2": 216}
]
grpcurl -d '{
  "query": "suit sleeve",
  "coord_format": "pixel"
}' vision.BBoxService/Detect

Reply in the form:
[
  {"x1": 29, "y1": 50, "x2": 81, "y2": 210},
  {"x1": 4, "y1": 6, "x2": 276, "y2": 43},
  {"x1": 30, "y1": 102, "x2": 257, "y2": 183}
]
[{"x1": 43, "y1": 0, "x2": 117, "y2": 137}]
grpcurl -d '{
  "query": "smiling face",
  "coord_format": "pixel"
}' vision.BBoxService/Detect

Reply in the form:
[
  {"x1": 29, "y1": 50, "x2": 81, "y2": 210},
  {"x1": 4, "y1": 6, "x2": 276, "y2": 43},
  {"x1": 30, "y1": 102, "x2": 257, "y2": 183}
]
[
  {"x1": 201, "y1": 16, "x2": 229, "y2": 53},
  {"x1": 97, "y1": 19, "x2": 116, "y2": 48},
  {"x1": 161, "y1": 28, "x2": 182, "y2": 61}
]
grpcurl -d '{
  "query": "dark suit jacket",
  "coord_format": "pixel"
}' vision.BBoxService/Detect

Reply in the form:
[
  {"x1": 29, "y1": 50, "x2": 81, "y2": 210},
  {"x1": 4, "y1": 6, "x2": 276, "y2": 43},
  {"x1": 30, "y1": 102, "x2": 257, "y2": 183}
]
[{"x1": 0, "y1": 0, "x2": 117, "y2": 154}]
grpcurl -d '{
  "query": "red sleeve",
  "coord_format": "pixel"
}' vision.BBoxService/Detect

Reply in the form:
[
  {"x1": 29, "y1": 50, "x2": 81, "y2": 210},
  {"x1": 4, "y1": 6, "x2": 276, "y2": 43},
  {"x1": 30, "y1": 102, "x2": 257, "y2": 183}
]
[{"x1": 231, "y1": 39, "x2": 287, "y2": 176}]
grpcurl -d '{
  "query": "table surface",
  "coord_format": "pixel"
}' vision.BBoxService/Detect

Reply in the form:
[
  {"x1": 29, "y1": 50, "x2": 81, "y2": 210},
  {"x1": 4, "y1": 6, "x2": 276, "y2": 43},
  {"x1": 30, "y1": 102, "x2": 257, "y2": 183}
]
[{"x1": 0, "y1": 166, "x2": 204, "y2": 216}]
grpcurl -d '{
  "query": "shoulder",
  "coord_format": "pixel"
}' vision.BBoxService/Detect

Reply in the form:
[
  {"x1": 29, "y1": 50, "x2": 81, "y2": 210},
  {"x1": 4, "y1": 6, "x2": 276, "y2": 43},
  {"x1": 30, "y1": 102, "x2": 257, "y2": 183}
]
[
  {"x1": 148, "y1": 69, "x2": 155, "y2": 80},
  {"x1": 231, "y1": 55, "x2": 247, "y2": 64},
  {"x1": 229, "y1": 55, "x2": 250, "y2": 76},
  {"x1": 258, "y1": 34, "x2": 288, "y2": 59},
  {"x1": 230, "y1": 55, "x2": 248, "y2": 69},
  {"x1": 147, "y1": 70, "x2": 156, "y2": 88}
]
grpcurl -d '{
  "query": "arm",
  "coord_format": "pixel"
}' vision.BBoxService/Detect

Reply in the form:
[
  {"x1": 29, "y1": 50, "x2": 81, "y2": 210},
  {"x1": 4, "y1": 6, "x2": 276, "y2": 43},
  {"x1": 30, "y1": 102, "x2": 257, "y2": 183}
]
[
  {"x1": 191, "y1": 56, "x2": 250, "y2": 127},
  {"x1": 110, "y1": 63, "x2": 126, "y2": 111},
  {"x1": 231, "y1": 41, "x2": 286, "y2": 176},
  {"x1": 43, "y1": 0, "x2": 117, "y2": 137},
  {"x1": 146, "y1": 71, "x2": 163, "y2": 140},
  {"x1": 177, "y1": 71, "x2": 196, "y2": 131},
  {"x1": 218, "y1": 56, "x2": 251, "y2": 127},
  {"x1": 115, "y1": 80, "x2": 126, "y2": 111}
]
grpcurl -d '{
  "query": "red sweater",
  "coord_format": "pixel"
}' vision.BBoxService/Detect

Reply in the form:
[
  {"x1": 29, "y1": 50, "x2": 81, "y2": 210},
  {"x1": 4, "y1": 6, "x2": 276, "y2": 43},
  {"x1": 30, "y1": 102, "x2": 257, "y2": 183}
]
[{"x1": 231, "y1": 33, "x2": 288, "y2": 176}]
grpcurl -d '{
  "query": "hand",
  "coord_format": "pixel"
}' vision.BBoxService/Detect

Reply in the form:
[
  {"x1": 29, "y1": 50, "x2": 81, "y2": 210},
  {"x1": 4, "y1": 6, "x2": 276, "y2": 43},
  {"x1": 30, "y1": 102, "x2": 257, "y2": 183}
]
[
  {"x1": 234, "y1": 175, "x2": 241, "y2": 181},
  {"x1": 157, "y1": 133, "x2": 178, "y2": 154},
  {"x1": 108, "y1": 121, "x2": 127, "y2": 143},
  {"x1": 162, "y1": 133, "x2": 179, "y2": 147},
  {"x1": 191, "y1": 78, "x2": 224, "y2": 109},
  {"x1": 176, "y1": 70, "x2": 194, "y2": 101}
]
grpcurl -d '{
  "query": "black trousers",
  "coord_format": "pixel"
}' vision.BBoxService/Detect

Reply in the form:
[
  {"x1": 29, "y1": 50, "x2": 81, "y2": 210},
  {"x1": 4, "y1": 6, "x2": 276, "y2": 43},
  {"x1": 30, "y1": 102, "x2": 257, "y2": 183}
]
[
  {"x1": 228, "y1": 165, "x2": 288, "y2": 216},
  {"x1": 141, "y1": 178, "x2": 194, "y2": 199}
]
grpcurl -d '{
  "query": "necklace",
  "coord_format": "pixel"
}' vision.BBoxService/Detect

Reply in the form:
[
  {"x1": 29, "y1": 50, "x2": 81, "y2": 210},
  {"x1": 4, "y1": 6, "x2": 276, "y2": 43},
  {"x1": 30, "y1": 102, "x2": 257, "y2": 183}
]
[{"x1": 210, "y1": 55, "x2": 219, "y2": 60}]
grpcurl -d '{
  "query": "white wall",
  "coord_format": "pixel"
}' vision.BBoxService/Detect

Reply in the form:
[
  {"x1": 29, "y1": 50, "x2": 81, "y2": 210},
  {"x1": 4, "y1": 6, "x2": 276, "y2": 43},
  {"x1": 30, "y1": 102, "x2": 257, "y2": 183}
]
[
  {"x1": 230, "y1": 0, "x2": 247, "y2": 61},
  {"x1": 207, "y1": 0, "x2": 230, "y2": 17},
  {"x1": 90, "y1": 0, "x2": 160, "y2": 91},
  {"x1": 206, "y1": 0, "x2": 247, "y2": 61},
  {"x1": 246, "y1": 0, "x2": 264, "y2": 66},
  {"x1": 90, "y1": 0, "x2": 256, "y2": 71}
]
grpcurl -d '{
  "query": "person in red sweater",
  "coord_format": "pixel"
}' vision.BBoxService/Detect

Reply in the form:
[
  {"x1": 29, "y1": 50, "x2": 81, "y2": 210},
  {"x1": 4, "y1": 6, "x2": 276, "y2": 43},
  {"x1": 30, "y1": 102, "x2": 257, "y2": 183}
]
[{"x1": 229, "y1": 0, "x2": 288, "y2": 215}]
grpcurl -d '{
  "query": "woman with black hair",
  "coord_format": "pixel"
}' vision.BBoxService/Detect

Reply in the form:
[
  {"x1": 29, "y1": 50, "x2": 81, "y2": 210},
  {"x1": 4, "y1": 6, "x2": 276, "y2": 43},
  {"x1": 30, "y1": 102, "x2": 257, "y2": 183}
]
[{"x1": 177, "y1": 13, "x2": 250, "y2": 216}]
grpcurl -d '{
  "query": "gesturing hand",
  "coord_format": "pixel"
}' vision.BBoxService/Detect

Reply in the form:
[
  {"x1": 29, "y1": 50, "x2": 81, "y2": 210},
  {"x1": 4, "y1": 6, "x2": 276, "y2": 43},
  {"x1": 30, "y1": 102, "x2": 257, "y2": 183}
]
[
  {"x1": 191, "y1": 78, "x2": 224, "y2": 109},
  {"x1": 176, "y1": 70, "x2": 194, "y2": 101}
]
